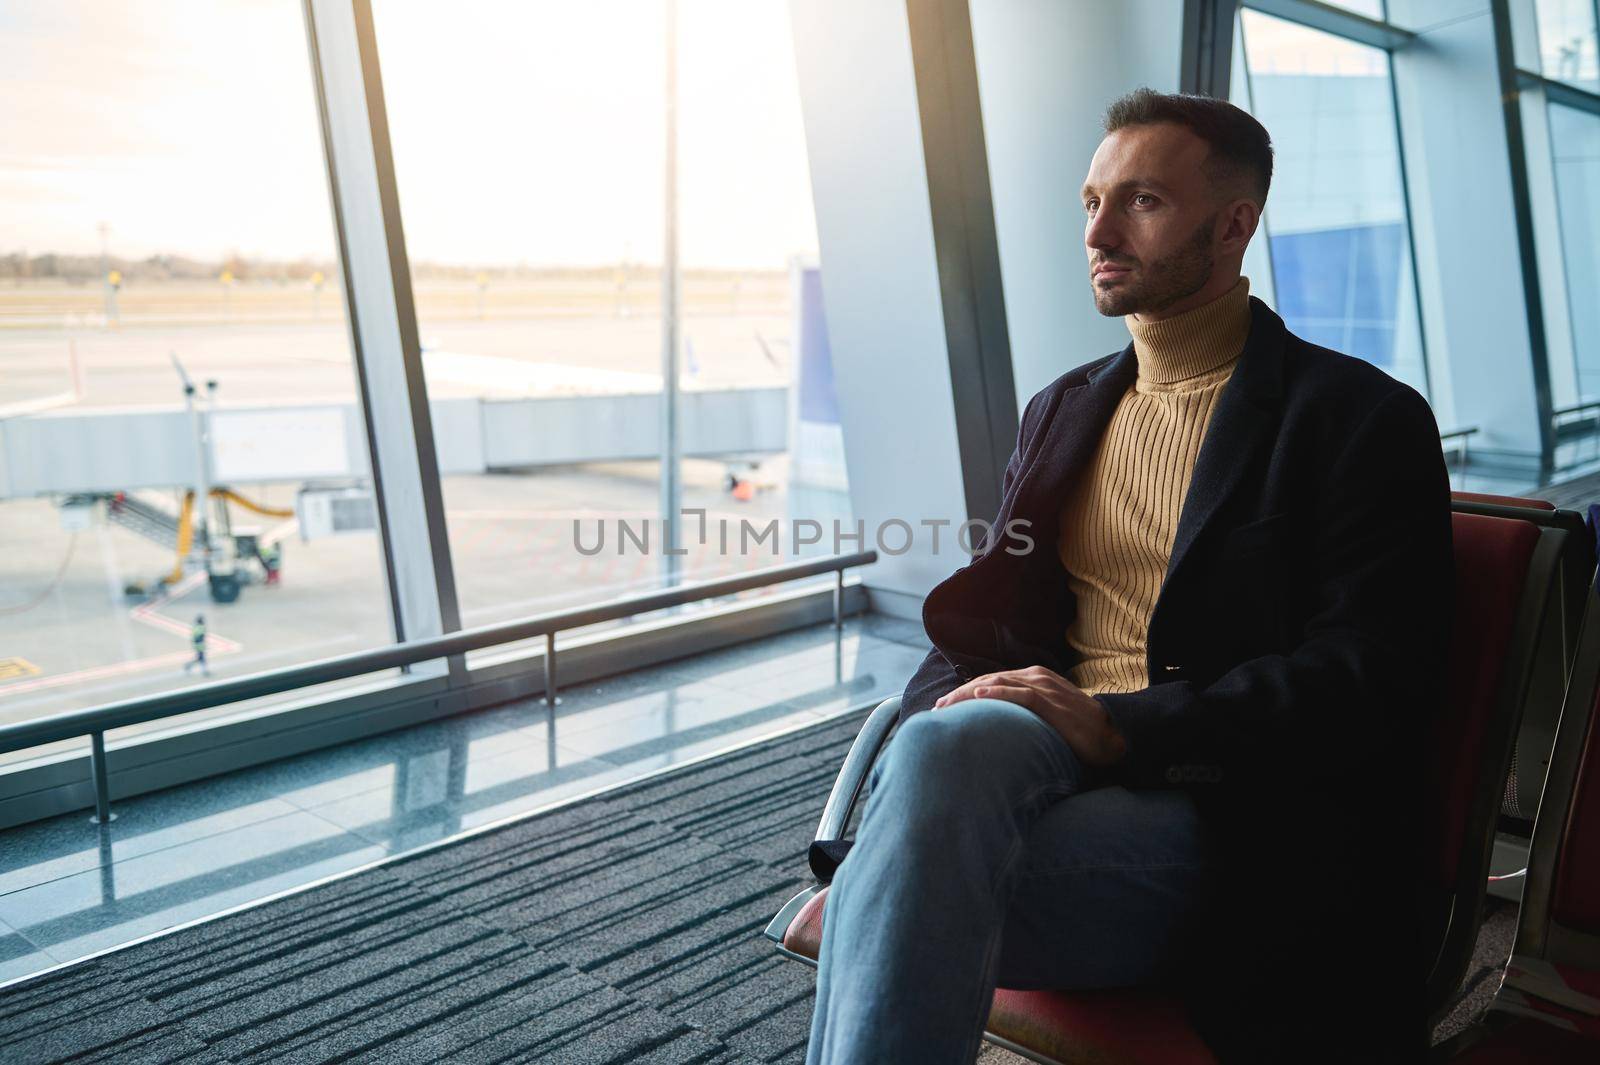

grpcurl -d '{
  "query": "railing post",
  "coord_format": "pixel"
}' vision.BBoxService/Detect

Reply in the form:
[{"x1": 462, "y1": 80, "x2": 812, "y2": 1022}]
[
  {"x1": 89, "y1": 730, "x2": 115, "y2": 824},
  {"x1": 544, "y1": 631, "x2": 559, "y2": 709},
  {"x1": 833, "y1": 569, "x2": 844, "y2": 629}
]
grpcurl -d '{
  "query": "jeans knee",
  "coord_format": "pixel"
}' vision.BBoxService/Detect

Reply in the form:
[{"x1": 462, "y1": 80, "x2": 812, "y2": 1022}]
[{"x1": 880, "y1": 698, "x2": 1073, "y2": 803}]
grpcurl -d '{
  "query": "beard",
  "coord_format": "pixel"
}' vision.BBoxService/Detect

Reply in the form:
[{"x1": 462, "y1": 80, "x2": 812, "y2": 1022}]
[{"x1": 1091, "y1": 212, "x2": 1218, "y2": 317}]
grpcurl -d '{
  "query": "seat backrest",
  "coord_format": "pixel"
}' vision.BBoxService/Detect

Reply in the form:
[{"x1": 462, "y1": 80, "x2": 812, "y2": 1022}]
[
  {"x1": 1428, "y1": 512, "x2": 1545, "y2": 891},
  {"x1": 1551, "y1": 685, "x2": 1600, "y2": 936},
  {"x1": 1452, "y1": 491, "x2": 1556, "y2": 511}
]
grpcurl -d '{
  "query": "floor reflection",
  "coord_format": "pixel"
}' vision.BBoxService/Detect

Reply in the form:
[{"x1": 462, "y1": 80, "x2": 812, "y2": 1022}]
[{"x1": 0, "y1": 613, "x2": 929, "y2": 983}]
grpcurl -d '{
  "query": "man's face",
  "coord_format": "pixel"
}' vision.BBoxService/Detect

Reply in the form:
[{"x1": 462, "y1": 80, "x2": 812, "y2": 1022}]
[{"x1": 1081, "y1": 122, "x2": 1226, "y2": 317}]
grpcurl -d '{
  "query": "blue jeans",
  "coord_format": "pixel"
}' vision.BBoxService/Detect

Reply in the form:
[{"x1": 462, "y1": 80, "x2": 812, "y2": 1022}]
[{"x1": 805, "y1": 698, "x2": 1217, "y2": 1065}]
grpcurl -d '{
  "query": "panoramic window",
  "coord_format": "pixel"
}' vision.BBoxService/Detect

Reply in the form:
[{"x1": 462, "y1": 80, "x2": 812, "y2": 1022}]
[
  {"x1": 1320, "y1": 0, "x2": 1386, "y2": 19},
  {"x1": 1548, "y1": 103, "x2": 1600, "y2": 400},
  {"x1": 372, "y1": 0, "x2": 851, "y2": 645},
  {"x1": 1232, "y1": 7, "x2": 1429, "y2": 396},
  {"x1": 1534, "y1": 0, "x2": 1599, "y2": 92},
  {"x1": 0, "y1": 2, "x2": 393, "y2": 742}
]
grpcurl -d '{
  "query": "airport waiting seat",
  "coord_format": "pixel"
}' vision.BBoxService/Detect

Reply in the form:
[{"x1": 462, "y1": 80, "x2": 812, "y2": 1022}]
[
  {"x1": 1449, "y1": 493, "x2": 1597, "y2": 832},
  {"x1": 1449, "y1": 491, "x2": 1593, "y2": 661},
  {"x1": 1449, "y1": 492, "x2": 1593, "y2": 669},
  {"x1": 1433, "y1": 563, "x2": 1600, "y2": 1063},
  {"x1": 767, "y1": 510, "x2": 1566, "y2": 1062}
]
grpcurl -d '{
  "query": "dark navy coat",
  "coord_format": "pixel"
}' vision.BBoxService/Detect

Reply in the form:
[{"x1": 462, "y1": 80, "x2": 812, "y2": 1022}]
[{"x1": 900, "y1": 296, "x2": 1453, "y2": 1062}]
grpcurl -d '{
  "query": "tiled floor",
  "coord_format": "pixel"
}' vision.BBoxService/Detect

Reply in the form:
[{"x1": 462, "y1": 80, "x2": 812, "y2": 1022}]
[{"x1": 0, "y1": 611, "x2": 931, "y2": 985}]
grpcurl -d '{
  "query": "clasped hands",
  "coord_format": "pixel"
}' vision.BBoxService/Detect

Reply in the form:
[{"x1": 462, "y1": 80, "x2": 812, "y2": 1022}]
[{"x1": 933, "y1": 664, "x2": 1128, "y2": 768}]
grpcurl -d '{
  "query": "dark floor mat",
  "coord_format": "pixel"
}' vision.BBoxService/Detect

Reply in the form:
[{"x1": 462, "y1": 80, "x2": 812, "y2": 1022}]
[{"x1": 0, "y1": 705, "x2": 1515, "y2": 1062}]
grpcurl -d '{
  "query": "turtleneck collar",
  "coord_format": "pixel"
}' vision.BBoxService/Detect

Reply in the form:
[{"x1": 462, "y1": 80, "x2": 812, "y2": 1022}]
[{"x1": 1125, "y1": 276, "x2": 1251, "y2": 387}]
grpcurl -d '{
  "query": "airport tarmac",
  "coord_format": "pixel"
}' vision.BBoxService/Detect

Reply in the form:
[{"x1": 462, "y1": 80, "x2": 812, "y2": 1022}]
[
  {"x1": 3, "y1": 308, "x2": 792, "y2": 410},
  {"x1": 0, "y1": 284, "x2": 846, "y2": 759},
  {"x1": 0, "y1": 456, "x2": 850, "y2": 764}
]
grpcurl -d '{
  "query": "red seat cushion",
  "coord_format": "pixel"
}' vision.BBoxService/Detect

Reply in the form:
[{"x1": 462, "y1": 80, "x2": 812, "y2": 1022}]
[
  {"x1": 1445, "y1": 1016, "x2": 1599, "y2": 1064},
  {"x1": 987, "y1": 987, "x2": 1218, "y2": 1065},
  {"x1": 1452, "y1": 491, "x2": 1556, "y2": 511},
  {"x1": 783, "y1": 885, "x2": 1219, "y2": 1065}
]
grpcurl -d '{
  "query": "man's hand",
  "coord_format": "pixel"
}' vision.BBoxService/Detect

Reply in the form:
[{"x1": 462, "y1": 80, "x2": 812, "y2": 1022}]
[{"x1": 933, "y1": 665, "x2": 1128, "y2": 768}]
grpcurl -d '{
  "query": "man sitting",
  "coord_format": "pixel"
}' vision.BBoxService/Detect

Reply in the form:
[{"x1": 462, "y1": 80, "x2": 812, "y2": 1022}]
[{"x1": 805, "y1": 89, "x2": 1453, "y2": 1064}]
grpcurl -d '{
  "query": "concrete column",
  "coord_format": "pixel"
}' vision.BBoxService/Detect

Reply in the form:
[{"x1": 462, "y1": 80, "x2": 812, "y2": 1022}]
[{"x1": 789, "y1": 1, "x2": 970, "y2": 618}]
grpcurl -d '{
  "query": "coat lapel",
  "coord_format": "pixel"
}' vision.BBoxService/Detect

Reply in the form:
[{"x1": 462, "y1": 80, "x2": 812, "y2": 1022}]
[
  {"x1": 922, "y1": 344, "x2": 1135, "y2": 672},
  {"x1": 1158, "y1": 296, "x2": 1288, "y2": 593},
  {"x1": 1014, "y1": 343, "x2": 1138, "y2": 534}
]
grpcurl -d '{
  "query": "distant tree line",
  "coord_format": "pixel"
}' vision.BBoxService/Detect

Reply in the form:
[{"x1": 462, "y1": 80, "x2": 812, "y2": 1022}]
[
  {"x1": 0, "y1": 251, "x2": 787, "y2": 285},
  {"x1": 0, "y1": 252, "x2": 334, "y2": 284}
]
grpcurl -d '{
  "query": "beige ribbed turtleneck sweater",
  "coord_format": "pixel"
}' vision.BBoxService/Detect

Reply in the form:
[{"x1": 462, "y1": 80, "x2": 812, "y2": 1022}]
[{"x1": 1058, "y1": 276, "x2": 1252, "y2": 695}]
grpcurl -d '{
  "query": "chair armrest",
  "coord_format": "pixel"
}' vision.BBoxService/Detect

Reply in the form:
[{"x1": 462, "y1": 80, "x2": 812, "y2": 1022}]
[
  {"x1": 762, "y1": 883, "x2": 823, "y2": 950},
  {"x1": 807, "y1": 694, "x2": 901, "y2": 881}
]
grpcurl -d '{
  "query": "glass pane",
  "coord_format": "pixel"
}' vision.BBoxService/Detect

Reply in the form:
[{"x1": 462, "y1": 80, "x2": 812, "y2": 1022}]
[
  {"x1": 1317, "y1": 0, "x2": 1387, "y2": 18},
  {"x1": 1549, "y1": 104, "x2": 1600, "y2": 399},
  {"x1": 1534, "y1": 0, "x2": 1600, "y2": 91},
  {"x1": 1233, "y1": 8, "x2": 1428, "y2": 396},
  {"x1": 374, "y1": 0, "x2": 850, "y2": 641},
  {"x1": 0, "y1": 3, "x2": 394, "y2": 745}
]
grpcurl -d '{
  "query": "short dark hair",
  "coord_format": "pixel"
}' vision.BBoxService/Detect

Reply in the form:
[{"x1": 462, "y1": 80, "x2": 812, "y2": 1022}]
[{"x1": 1102, "y1": 88, "x2": 1273, "y2": 206}]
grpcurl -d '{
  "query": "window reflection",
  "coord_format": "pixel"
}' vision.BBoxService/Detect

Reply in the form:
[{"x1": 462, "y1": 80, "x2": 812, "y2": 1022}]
[
  {"x1": 1320, "y1": 0, "x2": 1386, "y2": 19},
  {"x1": 1549, "y1": 104, "x2": 1600, "y2": 399},
  {"x1": 1233, "y1": 8, "x2": 1428, "y2": 396},
  {"x1": 1535, "y1": 0, "x2": 1600, "y2": 91}
]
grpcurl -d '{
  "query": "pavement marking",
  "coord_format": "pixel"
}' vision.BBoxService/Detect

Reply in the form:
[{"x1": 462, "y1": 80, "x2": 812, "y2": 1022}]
[{"x1": 0, "y1": 657, "x2": 41, "y2": 682}]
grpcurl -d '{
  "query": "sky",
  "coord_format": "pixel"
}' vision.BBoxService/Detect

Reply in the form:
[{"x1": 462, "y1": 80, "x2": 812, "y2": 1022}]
[
  {"x1": 0, "y1": 0, "x2": 821, "y2": 269},
  {"x1": 1240, "y1": 9, "x2": 1387, "y2": 77},
  {"x1": 0, "y1": 1, "x2": 1463, "y2": 271}
]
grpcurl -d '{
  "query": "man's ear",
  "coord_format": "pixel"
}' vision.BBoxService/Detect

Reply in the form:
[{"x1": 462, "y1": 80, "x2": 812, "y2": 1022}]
[{"x1": 1220, "y1": 198, "x2": 1261, "y2": 253}]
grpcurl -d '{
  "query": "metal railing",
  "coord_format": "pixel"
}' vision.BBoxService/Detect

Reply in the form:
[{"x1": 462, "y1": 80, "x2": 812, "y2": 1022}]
[
  {"x1": 1440, "y1": 425, "x2": 1478, "y2": 472},
  {"x1": 0, "y1": 550, "x2": 878, "y2": 825},
  {"x1": 1551, "y1": 399, "x2": 1600, "y2": 447}
]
